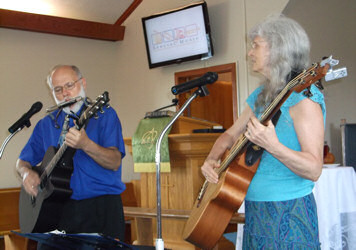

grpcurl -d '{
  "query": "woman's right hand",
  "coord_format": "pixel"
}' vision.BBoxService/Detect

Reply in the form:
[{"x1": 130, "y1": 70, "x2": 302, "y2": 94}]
[{"x1": 201, "y1": 159, "x2": 220, "y2": 183}]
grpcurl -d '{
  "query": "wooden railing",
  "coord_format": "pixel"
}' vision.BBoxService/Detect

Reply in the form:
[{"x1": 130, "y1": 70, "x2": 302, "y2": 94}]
[
  {"x1": 0, "y1": 183, "x2": 245, "y2": 248},
  {"x1": 123, "y1": 206, "x2": 245, "y2": 246},
  {"x1": 0, "y1": 188, "x2": 20, "y2": 235}
]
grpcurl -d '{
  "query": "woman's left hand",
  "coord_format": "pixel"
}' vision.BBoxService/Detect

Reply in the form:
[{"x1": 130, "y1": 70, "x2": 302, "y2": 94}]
[{"x1": 244, "y1": 116, "x2": 279, "y2": 151}]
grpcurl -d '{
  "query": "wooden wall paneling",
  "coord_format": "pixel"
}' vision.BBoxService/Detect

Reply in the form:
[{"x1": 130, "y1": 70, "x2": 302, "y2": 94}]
[
  {"x1": 0, "y1": 188, "x2": 36, "y2": 249},
  {"x1": 124, "y1": 122, "x2": 221, "y2": 249},
  {"x1": 0, "y1": 188, "x2": 20, "y2": 233},
  {"x1": 174, "y1": 63, "x2": 238, "y2": 130}
]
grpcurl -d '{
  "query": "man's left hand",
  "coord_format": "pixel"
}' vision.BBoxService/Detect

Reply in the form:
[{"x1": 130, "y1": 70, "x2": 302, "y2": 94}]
[{"x1": 65, "y1": 127, "x2": 90, "y2": 150}]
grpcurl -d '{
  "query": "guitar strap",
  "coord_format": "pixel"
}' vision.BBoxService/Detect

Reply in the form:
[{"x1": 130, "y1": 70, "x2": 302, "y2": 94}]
[
  {"x1": 57, "y1": 102, "x2": 89, "y2": 167},
  {"x1": 56, "y1": 98, "x2": 90, "y2": 146},
  {"x1": 58, "y1": 115, "x2": 70, "y2": 146}
]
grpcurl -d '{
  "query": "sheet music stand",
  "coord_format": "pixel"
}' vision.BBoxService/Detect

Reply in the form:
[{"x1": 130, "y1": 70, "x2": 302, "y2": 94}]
[{"x1": 12, "y1": 231, "x2": 143, "y2": 250}]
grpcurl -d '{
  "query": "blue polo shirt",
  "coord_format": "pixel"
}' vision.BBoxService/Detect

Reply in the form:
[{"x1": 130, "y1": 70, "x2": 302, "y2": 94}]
[
  {"x1": 19, "y1": 105, "x2": 126, "y2": 200},
  {"x1": 245, "y1": 84, "x2": 326, "y2": 201}
]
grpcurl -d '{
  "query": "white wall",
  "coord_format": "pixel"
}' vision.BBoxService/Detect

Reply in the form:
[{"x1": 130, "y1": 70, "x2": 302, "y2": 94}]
[
  {"x1": 0, "y1": 29, "x2": 120, "y2": 187},
  {"x1": 283, "y1": 0, "x2": 356, "y2": 164}
]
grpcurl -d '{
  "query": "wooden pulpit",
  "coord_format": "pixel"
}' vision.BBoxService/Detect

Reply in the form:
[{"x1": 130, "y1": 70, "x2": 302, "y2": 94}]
[{"x1": 124, "y1": 116, "x2": 222, "y2": 249}]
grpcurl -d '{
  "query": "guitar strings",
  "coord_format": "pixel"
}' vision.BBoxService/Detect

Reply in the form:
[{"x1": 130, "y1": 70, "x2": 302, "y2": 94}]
[
  {"x1": 40, "y1": 144, "x2": 68, "y2": 181},
  {"x1": 197, "y1": 63, "x2": 321, "y2": 200}
]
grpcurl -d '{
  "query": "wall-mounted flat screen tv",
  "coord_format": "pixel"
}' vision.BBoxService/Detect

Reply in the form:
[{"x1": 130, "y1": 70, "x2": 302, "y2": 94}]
[{"x1": 142, "y1": 1, "x2": 214, "y2": 69}]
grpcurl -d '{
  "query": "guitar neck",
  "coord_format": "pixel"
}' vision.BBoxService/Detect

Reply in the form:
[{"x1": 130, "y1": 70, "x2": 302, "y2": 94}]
[
  {"x1": 216, "y1": 89, "x2": 288, "y2": 174},
  {"x1": 40, "y1": 144, "x2": 68, "y2": 182},
  {"x1": 217, "y1": 64, "x2": 320, "y2": 175}
]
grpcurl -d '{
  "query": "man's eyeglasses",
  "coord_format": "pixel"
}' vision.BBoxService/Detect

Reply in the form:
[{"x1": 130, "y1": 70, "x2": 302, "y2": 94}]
[{"x1": 53, "y1": 78, "x2": 82, "y2": 94}]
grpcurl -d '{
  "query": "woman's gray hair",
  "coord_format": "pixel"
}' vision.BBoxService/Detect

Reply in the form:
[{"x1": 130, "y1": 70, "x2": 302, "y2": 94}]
[
  {"x1": 46, "y1": 65, "x2": 83, "y2": 89},
  {"x1": 249, "y1": 14, "x2": 310, "y2": 111}
]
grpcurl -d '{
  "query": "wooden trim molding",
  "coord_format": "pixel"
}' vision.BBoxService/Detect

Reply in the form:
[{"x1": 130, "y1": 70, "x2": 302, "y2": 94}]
[
  {"x1": 115, "y1": 0, "x2": 143, "y2": 26},
  {"x1": 0, "y1": 0, "x2": 142, "y2": 41}
]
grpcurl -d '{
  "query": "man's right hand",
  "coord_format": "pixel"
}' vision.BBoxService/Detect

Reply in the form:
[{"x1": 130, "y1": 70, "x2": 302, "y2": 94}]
[
  {"x1": 22, "y1": 169, "x2": 40, "y2": 196},
  {"x1": 16, "y1": 159, "x2": 40, "y2": 196}
]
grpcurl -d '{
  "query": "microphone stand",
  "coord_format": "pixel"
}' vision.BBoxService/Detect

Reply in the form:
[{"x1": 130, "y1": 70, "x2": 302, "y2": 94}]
[
  {"x1": 0, "y1": 128, "x2": 22, "y2": 159},
  {"x1": 154, "y1": 86, "x2": 210, "y2": 250}
]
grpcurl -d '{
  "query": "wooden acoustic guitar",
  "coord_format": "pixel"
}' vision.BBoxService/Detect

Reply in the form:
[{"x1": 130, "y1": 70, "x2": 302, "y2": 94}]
[
  {"x1": 183, "y1": 61, "x2": 331, "y2": 249},
  {"x1": 19, "y1": 91, "x2": 110, "y2": 234}
]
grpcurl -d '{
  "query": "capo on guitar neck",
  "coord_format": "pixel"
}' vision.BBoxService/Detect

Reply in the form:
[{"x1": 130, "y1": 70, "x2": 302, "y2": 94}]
[
  {"x1": 68, "y1": 99, "x2": 91, "y2": 129},
  {"x1": 68, "y1": 112, "x2": 80, "y2": 121}
]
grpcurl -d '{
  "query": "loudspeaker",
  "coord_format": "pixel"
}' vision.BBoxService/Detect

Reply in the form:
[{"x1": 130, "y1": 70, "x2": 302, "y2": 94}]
[{"x1": 341, "y1": 122, "x2": 356, "y2": 171}]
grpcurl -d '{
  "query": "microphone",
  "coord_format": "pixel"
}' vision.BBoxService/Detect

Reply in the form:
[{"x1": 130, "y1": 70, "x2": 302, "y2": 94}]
[
  {"x1": 8, "y1": 102, "x2": 43, "y2": 133},
  {"x1": 171, "y1": 72, "x2": 218, "y2": 95},
  {"x1": 46, "y1": 96, "x2": 83, "y2": 113}
]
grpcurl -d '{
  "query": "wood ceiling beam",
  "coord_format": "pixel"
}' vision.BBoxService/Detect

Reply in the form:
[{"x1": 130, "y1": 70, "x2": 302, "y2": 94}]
[
  {"x1": 115, "y1": 0, "x2": 143, "y2": 26},
  {"x1": 0, "y1": 8, "x2": 126, "y2": 41}
]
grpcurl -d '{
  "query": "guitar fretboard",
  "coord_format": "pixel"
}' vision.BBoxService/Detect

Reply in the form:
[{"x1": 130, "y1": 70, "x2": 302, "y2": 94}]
[
  {"x1": 40, "y1": 143, "x2": 68, "y2": 182},
  {"x1": 218, "y1": 63, "x2": 319, "y2": 174},
  {"x1": 197, "y1": 63, "x2": 323, "y2": 200}
]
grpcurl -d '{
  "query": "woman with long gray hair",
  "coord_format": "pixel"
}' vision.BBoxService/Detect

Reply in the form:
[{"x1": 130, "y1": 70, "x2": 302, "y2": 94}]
[{"x1": 202, "y1": 15, "x2": 324, "y2": 249}]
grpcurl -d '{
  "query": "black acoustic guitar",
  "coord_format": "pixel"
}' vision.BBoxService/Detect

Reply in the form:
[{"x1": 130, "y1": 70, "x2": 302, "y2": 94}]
[{"x1": 19, "y1": 91, "x2": 110, "y2": 233}]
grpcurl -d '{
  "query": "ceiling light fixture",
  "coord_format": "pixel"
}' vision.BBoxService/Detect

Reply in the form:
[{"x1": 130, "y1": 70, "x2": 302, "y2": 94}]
[{"x1": 0, "y1": 0, "x2": 54, "y2": 15}]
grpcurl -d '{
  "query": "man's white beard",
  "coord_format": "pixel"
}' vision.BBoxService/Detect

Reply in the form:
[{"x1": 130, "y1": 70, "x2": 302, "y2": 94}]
[{"x1": 54, "y1": 85, "x2": 86, "y2": 115}]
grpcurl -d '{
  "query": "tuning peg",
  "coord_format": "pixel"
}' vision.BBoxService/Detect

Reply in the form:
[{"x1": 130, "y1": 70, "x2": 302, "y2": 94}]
[
  {"x1": 303, "y1": 87, "x2": 313, "y2": 98},
  {"x1": 88, "y1": 110, "x2": 99, "y2": 119}
]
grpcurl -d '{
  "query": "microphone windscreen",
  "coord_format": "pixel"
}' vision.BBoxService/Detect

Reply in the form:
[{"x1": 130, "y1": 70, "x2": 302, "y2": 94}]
[
  {"x1": 32, "y1": 102, "x2": 43, "y2": 113},
  {"x1": 205, "y1": 72, "x2": 218, "y2": 83}
]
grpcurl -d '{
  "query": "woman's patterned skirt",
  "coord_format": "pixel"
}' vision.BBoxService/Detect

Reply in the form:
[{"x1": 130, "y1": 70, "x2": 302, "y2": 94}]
[{"x1": 243, "y1": 193, "x2": 321, "y2": 249}]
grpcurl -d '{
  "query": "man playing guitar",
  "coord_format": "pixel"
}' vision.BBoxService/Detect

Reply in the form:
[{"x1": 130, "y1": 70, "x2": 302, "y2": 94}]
[{"x1": 16, "y1": 65, "x2": 126, "y2": 243}]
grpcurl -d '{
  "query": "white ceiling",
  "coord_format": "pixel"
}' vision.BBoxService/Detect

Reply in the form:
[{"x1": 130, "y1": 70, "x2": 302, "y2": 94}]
[{"x1": 0, "y1": 0, "x2": 134, "y2": 24}]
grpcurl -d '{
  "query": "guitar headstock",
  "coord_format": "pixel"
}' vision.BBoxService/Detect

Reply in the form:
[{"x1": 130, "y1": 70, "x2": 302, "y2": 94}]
[
  {"x1": 291, "y1": 62, "x2": 330, "y2": 94},
  {"x1": 291, "y1": 56, "x2": 347, "y2": 94},
  {"x1": 77, "y1": 91, "x2": 110, "y2": 129}
]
